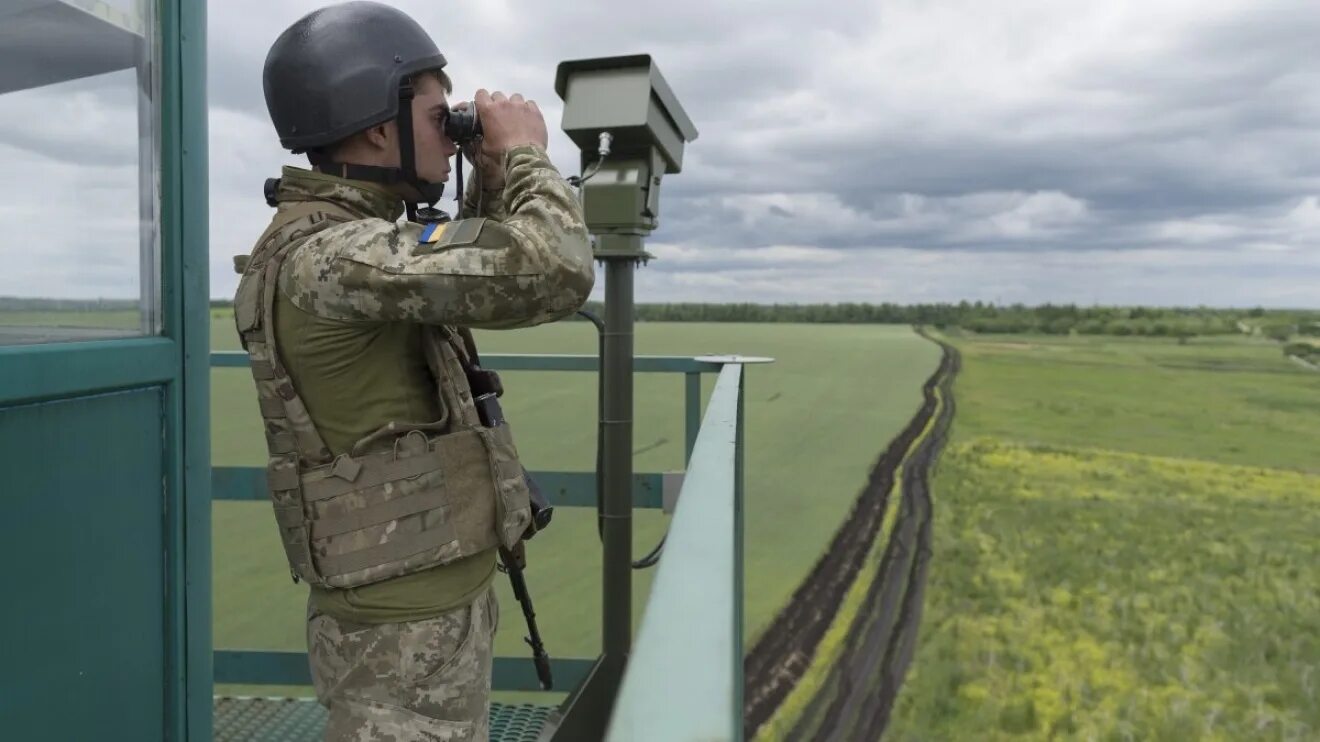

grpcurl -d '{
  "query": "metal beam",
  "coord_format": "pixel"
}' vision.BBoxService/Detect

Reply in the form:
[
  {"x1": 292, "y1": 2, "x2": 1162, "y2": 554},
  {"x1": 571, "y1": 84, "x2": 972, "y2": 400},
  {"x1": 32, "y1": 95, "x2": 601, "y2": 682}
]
[
  {"x1": 0, "y1": 1, "x2": 144, "y2": 95},
  {"x1": 606, "y1": 364, "x2": 745, "y2": 741},
  {"x1": 211, "y1": 467, "x2": 675, "y2": 510},
  {"x1": 0, "y1": 337, "x2": 175, "y2": 406},
  {"x1": 209, "y1": 351, "x2": 726, "y2": 374},
  {"x1": 213, "y1": 650, "x2": 594, "y2": 693}
]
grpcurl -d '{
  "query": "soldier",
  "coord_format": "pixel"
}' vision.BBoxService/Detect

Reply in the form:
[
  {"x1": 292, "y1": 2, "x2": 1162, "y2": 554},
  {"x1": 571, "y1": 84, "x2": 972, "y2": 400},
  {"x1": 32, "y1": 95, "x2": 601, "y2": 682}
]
[{"x1": 232, "y1": 2, "x2": 594, "y2": 739}]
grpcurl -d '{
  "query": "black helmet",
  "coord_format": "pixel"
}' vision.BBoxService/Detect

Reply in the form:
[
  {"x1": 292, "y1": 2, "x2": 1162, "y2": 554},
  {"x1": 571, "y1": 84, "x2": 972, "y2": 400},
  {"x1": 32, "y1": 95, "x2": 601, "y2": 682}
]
[
  {"x1": 263, "y1": 1, "x2": 446, "y2": 152},
  {"x1": 263, "y1": 1, "x2": 453, "y2": 214}
]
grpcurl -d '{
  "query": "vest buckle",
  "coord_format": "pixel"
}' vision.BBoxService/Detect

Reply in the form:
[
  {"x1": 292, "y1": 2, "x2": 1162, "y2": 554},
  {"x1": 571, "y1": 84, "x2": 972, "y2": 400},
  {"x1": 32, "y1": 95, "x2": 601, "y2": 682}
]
[{"x1": 329, "y1": 454, "x2": 362, "y2": 482}]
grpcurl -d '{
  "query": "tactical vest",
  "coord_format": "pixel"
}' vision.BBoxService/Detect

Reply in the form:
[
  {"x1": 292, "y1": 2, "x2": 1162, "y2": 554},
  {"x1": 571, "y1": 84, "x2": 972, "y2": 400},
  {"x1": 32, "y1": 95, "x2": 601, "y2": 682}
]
[{"x1": 232, "y1": 200, "x2": 532, "y2": 589}]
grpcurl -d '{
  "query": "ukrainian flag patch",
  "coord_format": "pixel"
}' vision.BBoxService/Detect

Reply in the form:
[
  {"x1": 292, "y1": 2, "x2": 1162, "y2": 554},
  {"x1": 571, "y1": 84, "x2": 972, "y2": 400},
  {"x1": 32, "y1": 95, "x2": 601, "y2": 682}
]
[{"x1": 419, "y1": 222, "x2": 449, "y2": 244}]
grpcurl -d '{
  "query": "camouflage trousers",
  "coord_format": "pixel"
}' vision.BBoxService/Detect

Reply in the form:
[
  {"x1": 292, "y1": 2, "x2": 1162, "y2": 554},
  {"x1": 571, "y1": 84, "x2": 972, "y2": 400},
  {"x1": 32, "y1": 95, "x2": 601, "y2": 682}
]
[{"x1": 306, "y1": 586, "x2": 499, "y2": 741}]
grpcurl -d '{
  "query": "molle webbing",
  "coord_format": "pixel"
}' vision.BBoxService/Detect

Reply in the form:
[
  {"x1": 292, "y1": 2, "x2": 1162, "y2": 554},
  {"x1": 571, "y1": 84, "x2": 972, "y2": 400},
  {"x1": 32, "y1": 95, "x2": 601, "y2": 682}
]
[
  {"x1": 302, "y1": 448, "x2": 454, "y2": 502},
  {"x1": 317, "y1": 527, "x2": 457, "y2": 578},
  {"x1": 234, "y1": 200, "x2": 516, "y2": 589}
]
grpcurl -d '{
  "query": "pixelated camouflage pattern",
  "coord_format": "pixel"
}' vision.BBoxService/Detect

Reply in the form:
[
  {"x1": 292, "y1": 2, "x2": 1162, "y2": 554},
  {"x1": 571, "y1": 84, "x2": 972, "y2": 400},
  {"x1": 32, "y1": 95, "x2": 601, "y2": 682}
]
[
  {"x1": 231, "y1": 142, "x2": 584, "y2": 588},
  {"x1": 276, "y1": 165, "x2": 406, "y2": 223},
  {"x1": 307, "y1": 586, "x2": 500, "y2": 741},
  {"x1": 279, "y1": 144, "x2": 594, "y2": 330},
  {"x1": 460, "y1": 163, "x2": 509, "y2": 222}
]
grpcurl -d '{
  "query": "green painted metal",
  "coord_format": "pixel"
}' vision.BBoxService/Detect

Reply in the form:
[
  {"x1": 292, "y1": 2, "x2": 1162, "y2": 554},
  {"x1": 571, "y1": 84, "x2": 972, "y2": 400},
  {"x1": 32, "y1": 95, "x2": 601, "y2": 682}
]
[
  {"x1": 213, "y1": 650, "x2": 312, "y2": 686},
  {"x1": 1, "y1": 389, "x2": 167, "y2": 739},
  {"x1": 213, "y1": 697, "x2": 555, "y2": 742},
  {"x1": 211, "y1": 467, "x2": 668, "y2": 509},
  {"x1": 685, "y1": 371, "x2": 701, "y2": 462},
  {"x1": 162, "y1": 0, "x2": 212, "y2": 738},
  {"x1": 0, "y1": 337, "x2": 175, "y2": 405},
  {"x1": 214, "y1": 651, "x2": 593, "y2": 693},
  {"x1": 734, "y1": 366, "x2": 747, "y2": 729},
  {"x1": 539, "y1": 656, "x2": 626, "y2": 742},
  {"x1": 606, "y1": 364, "x2": 746, "y2": 741},
  {"x1": 210, "y1": 350, "x2": 723, "y2": 373},
  {"x1": 601, "y1": 257, "x2": 636, "y2": 663},
  {"x1": 549, "y1": 256, "x2": 637, "y2": 742},
  {"x1": 0, "y1": 3, "x2": 213, "y2": 741}
]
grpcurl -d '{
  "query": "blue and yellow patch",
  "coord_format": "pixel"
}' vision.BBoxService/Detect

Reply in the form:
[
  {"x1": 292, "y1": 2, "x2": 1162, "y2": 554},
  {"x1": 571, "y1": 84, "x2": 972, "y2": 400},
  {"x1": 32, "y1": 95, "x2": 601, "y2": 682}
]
[{"x1": 418, "y1": 222, "x2": 450, "y2": 244}]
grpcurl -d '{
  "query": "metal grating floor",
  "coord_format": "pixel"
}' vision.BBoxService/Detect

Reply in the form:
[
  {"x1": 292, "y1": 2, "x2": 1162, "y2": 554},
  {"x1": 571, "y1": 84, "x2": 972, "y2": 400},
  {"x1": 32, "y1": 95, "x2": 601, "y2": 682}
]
[{"x1": 214, "y1": 696, "x2": 555, "y2": 741}]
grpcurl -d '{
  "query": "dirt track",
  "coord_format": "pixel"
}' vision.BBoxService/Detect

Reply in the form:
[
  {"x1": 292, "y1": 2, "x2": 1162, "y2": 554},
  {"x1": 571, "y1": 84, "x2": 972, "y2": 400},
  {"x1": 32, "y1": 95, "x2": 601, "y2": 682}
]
[{"x1": 744, "y1": 330, "x2": 960, "y2": 740}]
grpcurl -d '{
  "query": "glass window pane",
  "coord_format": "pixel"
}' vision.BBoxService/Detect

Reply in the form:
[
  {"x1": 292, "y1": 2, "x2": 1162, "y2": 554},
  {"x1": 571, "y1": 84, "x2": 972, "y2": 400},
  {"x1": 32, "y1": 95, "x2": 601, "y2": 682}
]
[{"x1": 0, "y1": 0, "x2": 159, "y2": 346}]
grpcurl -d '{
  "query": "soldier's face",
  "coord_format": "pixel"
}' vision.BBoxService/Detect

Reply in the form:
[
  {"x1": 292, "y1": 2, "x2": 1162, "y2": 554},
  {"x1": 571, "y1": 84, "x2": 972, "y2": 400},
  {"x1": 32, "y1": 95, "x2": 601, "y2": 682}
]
[{"x1": 409, "y1": 75, "x2": 458, "y2": 184}]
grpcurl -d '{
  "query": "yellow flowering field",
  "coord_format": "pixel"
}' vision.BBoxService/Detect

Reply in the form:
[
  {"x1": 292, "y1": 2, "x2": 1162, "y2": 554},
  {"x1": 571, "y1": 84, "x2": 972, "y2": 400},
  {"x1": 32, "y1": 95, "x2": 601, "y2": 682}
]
[{"x1": 888, "y1": 439, "x2": 1320, "y2": 741}]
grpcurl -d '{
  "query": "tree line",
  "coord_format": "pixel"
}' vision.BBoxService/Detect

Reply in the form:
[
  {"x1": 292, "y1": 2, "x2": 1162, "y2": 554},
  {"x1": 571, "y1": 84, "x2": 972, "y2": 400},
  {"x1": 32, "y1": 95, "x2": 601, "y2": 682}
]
[
  {"x1": 562, "y1": 301, "x2": 1319, "y2": 340},
  {"x1": 6, "y1": 296, "x2": 1316, "y2": 343}
]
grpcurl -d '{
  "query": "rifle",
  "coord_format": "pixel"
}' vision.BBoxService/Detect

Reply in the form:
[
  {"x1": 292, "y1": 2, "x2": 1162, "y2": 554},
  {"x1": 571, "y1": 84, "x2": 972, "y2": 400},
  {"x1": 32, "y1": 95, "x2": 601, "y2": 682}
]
[
  {"x1": 455, "y1": 326, "x2": 554, "y2": 690},
  {"x1": 499, "y1": 542, "x2": 553, "y2": 690}
]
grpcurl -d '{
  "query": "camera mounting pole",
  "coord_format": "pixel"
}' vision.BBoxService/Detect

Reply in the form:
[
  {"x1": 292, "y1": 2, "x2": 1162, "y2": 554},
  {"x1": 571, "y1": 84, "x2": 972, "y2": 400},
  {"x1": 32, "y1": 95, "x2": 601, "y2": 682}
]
[{"x1": 539, "y1": 54, "x2": 698, "y2": 742}]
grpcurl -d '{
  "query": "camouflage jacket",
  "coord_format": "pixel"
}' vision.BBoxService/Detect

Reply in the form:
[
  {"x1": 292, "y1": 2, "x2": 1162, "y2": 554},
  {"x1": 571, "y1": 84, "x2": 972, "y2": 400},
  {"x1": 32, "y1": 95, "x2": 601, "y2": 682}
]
[{"x1": 277, "y1": 143, "x2": 594, "y2": 328}]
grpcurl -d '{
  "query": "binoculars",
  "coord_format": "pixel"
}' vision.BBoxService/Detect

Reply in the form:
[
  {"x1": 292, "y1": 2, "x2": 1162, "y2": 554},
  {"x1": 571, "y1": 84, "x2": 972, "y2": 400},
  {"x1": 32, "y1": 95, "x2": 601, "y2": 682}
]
[{"x1": 444, "y1": 105, "x2": 481, "y2": 147}]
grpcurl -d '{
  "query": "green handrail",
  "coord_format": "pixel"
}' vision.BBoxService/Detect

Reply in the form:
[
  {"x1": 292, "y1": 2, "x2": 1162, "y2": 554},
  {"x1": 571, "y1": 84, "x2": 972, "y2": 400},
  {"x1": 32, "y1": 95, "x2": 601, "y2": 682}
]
[
  {"x1": 606, "y1": 363, "x2": 745, "y2": 741},
  {"x1": 209, "y1": 350, "x2": 723, "y2": 373}
]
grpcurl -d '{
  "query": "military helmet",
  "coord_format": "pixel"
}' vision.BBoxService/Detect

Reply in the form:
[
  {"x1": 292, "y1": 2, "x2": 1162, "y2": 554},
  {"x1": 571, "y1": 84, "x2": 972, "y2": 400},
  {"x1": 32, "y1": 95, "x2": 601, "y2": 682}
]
[{"x1": 263, "y1": 1, "x2": 447, "y2": 153}]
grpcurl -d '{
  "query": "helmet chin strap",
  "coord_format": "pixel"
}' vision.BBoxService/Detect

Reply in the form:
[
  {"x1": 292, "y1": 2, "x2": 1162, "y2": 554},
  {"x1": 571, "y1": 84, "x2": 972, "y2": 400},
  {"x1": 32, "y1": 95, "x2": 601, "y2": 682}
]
[
  {"x1": 305, "y1": 81, "x2": 448, "y2": 224},
  {"x1": 395, "y1": 81, "x2": 447, "y2": 222}
]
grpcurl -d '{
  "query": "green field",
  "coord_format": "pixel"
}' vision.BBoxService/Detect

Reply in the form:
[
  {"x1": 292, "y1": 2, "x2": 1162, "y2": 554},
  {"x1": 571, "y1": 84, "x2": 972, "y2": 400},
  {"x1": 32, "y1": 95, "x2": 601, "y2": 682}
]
[
  {"x1": 209, "y1": 315, "x2": 942, "y2": 699},
  {"x1": 949, "y1": 333, "x2": 1320, "y2": 471},
  {"x1": 0, "y1": 309, "x2": 141, "y2": 330},
  {"x1": 889, "y1": 333, "x2": 1320, "y2": 740}
]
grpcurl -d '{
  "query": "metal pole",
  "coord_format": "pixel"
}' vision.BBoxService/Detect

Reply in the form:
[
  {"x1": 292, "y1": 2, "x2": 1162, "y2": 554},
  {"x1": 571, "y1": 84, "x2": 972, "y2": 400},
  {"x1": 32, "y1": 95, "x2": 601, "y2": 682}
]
[
  {"x1": 544, "y1": 239, "x2": 640, "y2": 742},
  {"x1": 602, "y1": 253, "x2": 635, "y2": 659}
]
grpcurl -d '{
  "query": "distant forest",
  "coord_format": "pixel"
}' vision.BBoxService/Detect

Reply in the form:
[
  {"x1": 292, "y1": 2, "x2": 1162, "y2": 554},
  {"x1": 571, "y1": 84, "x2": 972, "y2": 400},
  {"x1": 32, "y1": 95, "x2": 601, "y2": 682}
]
[
  {"x1": 4, "y1": 296, "x2": 1318, "y2": 342},
  {"x1": 556, "y1": 301, "x2": 1320, "y2": 341}
]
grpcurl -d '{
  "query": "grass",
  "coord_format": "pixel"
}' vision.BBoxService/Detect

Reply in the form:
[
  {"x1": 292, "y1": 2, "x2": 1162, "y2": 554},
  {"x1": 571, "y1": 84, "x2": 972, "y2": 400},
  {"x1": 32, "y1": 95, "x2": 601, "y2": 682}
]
[
  {"x1": 0, "y1": 310, "x2": 141, "y2": 330},
  {"x1": 889, "y1": 441, "x2": 1319, "y2": 741},
  {"x1": 208, "y1": 315, "x2": 942, "y2": 699},
  {"x1": 888, "y1": 333, "x2": 1320, "y2": 741},
  {"x1": 950, "y1": 333, "x2": 1320, "y2": 472}
]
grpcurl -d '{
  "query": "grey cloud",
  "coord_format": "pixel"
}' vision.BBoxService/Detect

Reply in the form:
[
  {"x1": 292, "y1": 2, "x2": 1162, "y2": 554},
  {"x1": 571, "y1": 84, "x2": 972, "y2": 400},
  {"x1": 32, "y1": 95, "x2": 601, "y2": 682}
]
[
  {"x1": 10, "y1": 0, "x2": 1307, "y2": 306},
  {"x1": 634, "y1": 243, "x2": 1319, "y2": 308},
  {"x1": 656, "y1": 0, "x2": 1320, "y2": 234},
  {"x1": 0, "y1": 68, "x2": 145, "y2": 166}
]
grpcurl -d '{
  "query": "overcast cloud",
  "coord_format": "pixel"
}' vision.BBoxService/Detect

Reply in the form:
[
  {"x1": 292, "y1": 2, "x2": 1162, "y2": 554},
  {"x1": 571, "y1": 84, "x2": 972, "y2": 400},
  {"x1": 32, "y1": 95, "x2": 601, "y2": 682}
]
[{"x1": 2, "y1": 0, "x2": 1318, "y2": 306}]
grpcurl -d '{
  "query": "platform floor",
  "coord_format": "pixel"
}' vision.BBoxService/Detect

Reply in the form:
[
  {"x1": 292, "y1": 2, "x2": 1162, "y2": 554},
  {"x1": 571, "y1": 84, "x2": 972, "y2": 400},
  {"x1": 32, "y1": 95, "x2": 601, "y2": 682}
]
[{"x1": 214, "y1": 696, "x2": 554, "y2": 741}]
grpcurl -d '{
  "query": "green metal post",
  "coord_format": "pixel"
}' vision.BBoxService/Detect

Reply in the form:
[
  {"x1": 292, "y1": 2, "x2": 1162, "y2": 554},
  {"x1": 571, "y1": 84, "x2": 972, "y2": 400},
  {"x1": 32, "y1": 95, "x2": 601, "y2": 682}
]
[
  {"x1": 545, "y1": 239, "x2": 642, "y2": 741},
  {"x1": 160, "y1": 0, "x2": 211, "y2": 738},
  {"x1": 602, "y1": 254, "x2": 635, "y2": 662},
  {"x1": 734, "y1": 369, "x2": 746, "y2": 740},
  {"x1": 685, "y1": 372, "x2": 701, "y2": 464},
  {"x1": 179, "y1": 0, "x2": 212, "y2": 737}
]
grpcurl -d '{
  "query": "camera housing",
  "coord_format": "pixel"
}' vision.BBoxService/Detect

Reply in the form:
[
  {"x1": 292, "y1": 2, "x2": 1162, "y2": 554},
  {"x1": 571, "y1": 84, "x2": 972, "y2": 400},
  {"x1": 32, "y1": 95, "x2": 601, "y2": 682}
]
[{"x1": 555, "y1": 55, "x2": 698, "y2": 238}]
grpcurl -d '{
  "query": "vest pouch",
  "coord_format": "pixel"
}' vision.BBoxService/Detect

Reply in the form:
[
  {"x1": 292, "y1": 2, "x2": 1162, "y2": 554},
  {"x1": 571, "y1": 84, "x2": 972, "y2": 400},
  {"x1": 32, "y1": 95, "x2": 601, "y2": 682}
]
[
  {"x1": 266, "y1": 454, "x2": 319, "y2": 584},
  {"x1": 299, "y1": 429, "x2": 502, "y2": 589},
  {"x1": 278, "y1": 522, "x2": 319, "y2": 585},
  {"x1": 233, "y1": 269, "x2": 264, "y2": 335},
  {"x1": 479, "y1": 422, "x2": 533, "y2": 550}
]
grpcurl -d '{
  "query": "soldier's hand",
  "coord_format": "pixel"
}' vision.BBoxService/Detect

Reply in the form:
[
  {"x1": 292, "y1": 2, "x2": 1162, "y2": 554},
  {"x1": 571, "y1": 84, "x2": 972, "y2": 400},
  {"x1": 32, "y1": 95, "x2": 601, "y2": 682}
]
[{"x1": 474, "y1": 89, "x2": 548, "y2": 158}]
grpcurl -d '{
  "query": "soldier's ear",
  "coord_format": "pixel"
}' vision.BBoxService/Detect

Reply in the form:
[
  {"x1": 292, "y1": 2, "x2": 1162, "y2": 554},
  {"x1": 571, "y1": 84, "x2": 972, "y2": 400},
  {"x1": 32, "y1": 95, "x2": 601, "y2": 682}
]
[{"x1": 364, "y1": 122, "x2": 394, "y2": 153}]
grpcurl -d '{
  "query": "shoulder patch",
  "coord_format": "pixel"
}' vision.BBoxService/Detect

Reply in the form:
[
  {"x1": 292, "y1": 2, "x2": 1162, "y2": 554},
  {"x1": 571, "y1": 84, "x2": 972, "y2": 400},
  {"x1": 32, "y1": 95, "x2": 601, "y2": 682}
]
[
  {"x1": 418, "y1": 218, "x2": 487, "y2": 248},
  {"x1": 418, "y1": 222, "x2": 448, "y2": 244}
]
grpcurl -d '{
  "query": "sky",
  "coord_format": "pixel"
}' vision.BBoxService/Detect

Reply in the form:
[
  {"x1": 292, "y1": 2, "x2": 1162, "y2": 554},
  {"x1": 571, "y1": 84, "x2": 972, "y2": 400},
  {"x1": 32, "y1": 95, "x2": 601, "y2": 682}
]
[{"x1": 1, "y1": 0, "x2": 1318, "y2": 307}]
